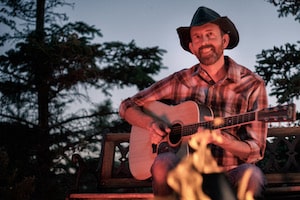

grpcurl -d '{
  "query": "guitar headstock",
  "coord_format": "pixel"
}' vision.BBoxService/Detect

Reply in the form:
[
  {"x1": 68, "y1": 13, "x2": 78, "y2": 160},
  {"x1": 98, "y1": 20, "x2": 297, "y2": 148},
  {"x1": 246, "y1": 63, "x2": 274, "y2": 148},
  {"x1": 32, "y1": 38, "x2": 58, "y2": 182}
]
[{"x1": 258, "y1": 103, "x2": 297, "y2": 122}]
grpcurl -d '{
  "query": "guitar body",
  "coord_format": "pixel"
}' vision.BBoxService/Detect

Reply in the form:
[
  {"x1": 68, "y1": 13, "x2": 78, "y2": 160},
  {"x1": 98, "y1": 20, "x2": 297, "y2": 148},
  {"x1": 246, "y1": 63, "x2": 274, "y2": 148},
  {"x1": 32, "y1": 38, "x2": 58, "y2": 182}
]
[{"x1": 129, "y1": 101, "x2": 212, "y2": 180}]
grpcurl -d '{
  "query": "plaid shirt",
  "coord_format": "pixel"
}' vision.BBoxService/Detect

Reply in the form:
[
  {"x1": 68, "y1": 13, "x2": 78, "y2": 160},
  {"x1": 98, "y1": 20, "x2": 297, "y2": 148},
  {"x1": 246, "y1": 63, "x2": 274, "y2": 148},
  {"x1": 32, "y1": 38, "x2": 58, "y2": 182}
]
[{"x1": 119, "y1": 56, "x2": 268, "y2": 171}]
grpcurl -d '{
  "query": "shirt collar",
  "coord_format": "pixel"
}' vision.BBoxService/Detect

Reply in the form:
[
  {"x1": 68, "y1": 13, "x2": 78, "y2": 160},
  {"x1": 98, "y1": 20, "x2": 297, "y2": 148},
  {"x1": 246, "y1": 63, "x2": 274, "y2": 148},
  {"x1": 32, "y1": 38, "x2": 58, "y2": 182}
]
[{"x1": 192, "y1": 56, "x2": 241, "y2": 83}]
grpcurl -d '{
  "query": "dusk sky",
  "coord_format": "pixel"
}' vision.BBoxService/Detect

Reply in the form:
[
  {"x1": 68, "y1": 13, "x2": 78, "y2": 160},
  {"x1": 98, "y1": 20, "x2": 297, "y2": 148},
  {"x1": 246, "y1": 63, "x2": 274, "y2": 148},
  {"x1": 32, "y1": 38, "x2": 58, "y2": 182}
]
[
  {"x1": 4, "y1": 0, "x2": 299, "y2": 112},
  {"x1": 63, "y1": 0, "x2": 300, "y2": 111}
]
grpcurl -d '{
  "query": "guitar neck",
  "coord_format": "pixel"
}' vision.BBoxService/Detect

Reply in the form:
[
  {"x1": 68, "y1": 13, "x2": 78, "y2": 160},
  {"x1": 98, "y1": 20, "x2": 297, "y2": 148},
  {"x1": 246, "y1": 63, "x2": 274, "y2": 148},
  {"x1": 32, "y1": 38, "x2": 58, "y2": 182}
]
[
  {"x1": 178, "y1": 102, "x2": 296, "y2": 137},
  {"x1": 180, "y1": 111, "x2": 256, "y2": 137}
]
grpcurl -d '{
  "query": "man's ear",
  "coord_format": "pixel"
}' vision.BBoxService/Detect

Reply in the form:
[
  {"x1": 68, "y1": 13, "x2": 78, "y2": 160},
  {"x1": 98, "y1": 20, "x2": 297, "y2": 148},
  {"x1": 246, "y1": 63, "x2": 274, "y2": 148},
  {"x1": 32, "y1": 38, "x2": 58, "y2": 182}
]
[
  {"x1": 189, "y1": 42, "x2": 196, "y2": 54},
  {"x1": 223, "y1": 34, "x2": 230, "y2": 48}
]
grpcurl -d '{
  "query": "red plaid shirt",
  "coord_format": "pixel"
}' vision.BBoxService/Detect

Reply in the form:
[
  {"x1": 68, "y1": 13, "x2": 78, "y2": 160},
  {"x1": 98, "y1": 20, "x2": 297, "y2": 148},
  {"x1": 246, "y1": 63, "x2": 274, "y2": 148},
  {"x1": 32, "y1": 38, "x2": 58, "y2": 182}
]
[{"x1": 119, "y1": 56, "x2": 268, "y2": 171}]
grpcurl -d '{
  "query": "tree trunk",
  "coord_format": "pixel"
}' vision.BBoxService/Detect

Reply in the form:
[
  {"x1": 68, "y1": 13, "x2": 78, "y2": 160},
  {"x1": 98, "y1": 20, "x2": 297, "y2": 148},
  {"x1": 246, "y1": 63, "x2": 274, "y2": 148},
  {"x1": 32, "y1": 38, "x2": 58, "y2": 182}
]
[{"x1": 35, "y1": 0, "x2": 52, "y2": 198}]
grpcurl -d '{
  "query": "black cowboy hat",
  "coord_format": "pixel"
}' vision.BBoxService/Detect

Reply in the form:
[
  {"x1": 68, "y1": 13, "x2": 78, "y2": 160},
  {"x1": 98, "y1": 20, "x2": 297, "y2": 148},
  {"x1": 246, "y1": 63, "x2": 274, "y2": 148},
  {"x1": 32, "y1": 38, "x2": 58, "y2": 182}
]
[{"x1": 177, "y1": 6, "x2": 239, "y2": 52}]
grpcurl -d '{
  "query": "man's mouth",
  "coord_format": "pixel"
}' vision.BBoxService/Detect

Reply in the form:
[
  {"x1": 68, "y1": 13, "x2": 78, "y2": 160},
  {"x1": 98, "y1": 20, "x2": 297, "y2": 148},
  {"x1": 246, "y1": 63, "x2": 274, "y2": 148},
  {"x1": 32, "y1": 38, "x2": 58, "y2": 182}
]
[
  {"x1": 200, "y1": 47, "x2": 212, "y2": 54},
  {"x1": 199, "y1": 47, "x2": 214, "y2": 56},
  {"x1": 199, "y1": 45, "x2": 214, "y2": 55}
]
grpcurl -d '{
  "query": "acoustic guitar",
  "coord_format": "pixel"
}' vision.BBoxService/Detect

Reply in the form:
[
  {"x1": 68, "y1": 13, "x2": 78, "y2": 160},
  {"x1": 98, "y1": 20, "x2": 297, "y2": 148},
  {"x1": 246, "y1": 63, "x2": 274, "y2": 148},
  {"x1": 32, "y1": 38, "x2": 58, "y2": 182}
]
[{"x1": 128, "y1": 100, "x2": 296, "y2": 180}]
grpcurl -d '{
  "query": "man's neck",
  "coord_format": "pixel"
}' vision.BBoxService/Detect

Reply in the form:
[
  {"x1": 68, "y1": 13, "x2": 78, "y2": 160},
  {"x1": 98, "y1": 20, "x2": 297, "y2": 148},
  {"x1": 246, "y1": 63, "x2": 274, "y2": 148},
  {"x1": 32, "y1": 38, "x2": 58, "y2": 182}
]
[{"x1": 200, "y1": 57, "x2": 226, "y2": 82}]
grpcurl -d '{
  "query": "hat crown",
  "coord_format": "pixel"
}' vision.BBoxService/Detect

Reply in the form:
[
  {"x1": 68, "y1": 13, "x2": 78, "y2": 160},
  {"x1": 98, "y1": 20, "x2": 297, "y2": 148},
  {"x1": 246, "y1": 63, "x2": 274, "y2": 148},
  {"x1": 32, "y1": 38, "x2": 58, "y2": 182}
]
[
  {"x1": 176, "y1": 6, "x2": 239, "y2": 52},
  {"x1": 190, "y1": 7, "x2": 221, "y2": 26}
]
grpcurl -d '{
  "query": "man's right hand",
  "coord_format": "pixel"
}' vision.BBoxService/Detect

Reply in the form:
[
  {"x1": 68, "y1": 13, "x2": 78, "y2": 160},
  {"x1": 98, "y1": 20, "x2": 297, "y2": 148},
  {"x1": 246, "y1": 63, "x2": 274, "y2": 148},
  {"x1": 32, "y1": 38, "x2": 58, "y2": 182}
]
[{"x1": 148, "y1": 120, "x2": 170, "y2": 144}]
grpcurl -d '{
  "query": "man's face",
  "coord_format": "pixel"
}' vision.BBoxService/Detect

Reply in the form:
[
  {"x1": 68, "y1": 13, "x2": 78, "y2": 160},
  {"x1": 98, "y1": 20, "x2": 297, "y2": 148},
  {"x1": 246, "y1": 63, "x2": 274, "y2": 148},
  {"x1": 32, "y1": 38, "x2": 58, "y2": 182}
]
[{"x1": 189, "y1": 23, "x2": 229, "y2": 66}]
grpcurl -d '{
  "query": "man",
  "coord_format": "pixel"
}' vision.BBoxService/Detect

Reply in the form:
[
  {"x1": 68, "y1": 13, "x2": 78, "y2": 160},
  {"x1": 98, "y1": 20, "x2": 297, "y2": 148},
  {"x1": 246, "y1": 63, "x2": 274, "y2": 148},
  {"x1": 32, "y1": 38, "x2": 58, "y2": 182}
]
[{"x1": 119, "y1": 6, "x2": 268, "y2": 199}]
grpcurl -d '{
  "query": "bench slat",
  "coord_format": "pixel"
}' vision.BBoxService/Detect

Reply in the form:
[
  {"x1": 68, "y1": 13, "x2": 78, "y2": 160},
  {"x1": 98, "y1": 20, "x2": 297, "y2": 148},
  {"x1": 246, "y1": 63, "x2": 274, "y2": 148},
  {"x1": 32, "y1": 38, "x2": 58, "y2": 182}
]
[
  {"x1": 266, "y1": 186, "x2": 300, "y2": 193},
  {"x1": 68, "y1": 193, "x2": 154, "y2": 200},
  {"x1": 266, "y1": 173, "x2": 300, "y2": 185},
  {"x1": 99, "y1": 178, "x2": 152, "y2": 188}
]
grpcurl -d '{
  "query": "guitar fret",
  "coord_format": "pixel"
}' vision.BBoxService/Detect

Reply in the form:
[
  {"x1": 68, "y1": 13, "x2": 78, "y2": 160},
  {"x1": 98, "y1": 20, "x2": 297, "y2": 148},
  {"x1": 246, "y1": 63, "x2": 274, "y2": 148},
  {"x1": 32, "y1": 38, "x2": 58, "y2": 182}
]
[{"x1": 224, "y1": 112, "x2": 256, "y2": 127}]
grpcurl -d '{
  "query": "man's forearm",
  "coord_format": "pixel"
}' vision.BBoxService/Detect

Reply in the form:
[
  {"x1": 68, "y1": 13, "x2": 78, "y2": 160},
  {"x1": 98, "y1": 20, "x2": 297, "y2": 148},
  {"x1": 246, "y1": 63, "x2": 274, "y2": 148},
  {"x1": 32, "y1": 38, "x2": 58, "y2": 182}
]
[{"x1": 124, "y1": 107, "x2": 154, "y2": 130}]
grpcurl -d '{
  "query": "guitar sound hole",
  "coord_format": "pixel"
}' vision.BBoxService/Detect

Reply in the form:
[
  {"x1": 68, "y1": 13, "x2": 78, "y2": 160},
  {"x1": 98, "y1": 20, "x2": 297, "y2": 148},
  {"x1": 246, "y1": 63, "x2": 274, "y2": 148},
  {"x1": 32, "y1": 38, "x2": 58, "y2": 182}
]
[{"x1": 169, "y1": 123, "x2": 182, "y2": 145}]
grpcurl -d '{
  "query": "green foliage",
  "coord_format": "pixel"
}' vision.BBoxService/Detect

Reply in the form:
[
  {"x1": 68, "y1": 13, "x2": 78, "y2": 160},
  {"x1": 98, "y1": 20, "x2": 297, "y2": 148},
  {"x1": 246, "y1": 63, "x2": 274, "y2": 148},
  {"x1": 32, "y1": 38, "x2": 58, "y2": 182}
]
[
  {"x1": 0, "y1": 20, "x2": 166, "y2": 123},
  {"x1": 0, "y1": 0, "x2": 166, "y2": 199},
  {"x1": 255, "y1": 42, "x2": 300, "y2": 104},
  {"x1": 0, "y1": 0, "x2": 73, "y2": 46},
  {"x1": 100, "y1": 41, "x2": 167, "y2": 91},
  {"x1": 255, "y1": 0, "x2": 300, "y2": 107},
  {"x1": 267, "y1": 0, "x2": 300, "y2": 22}
]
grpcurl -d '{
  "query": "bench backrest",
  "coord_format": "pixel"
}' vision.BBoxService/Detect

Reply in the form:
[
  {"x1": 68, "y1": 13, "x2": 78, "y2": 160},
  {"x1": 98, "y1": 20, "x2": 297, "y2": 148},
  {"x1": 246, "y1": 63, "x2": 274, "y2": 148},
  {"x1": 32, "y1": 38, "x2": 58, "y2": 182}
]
[{"x1": 97, "y1": 127, "x2": 300, "y2": 190}]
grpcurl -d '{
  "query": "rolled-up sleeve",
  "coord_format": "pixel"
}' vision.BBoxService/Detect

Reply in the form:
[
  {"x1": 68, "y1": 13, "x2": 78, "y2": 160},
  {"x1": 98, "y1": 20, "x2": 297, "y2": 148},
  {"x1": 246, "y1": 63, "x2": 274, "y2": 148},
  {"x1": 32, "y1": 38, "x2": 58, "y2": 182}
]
[
  {"x1": 243, "y1": 78, "x2": 268, "y2": 163},
  {"x1": 243, "y1": 121, "x2": 268, "y2": 163},
  {"x1": 119, "y1": 98, "x2": 138, "y2": 119}
]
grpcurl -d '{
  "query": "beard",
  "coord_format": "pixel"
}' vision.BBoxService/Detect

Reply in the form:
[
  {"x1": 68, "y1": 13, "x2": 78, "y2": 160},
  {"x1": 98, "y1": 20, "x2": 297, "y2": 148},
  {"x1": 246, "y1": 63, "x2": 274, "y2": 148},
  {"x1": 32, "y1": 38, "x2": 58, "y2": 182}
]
[{"x1": 195, "y1": 44, "x2": 224, "y2": 65}]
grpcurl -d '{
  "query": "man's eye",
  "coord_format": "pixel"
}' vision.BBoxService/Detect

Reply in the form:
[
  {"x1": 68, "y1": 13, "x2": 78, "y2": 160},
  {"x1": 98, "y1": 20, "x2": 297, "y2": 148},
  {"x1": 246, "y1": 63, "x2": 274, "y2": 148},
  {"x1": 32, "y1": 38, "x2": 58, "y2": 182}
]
[
  {"x1": 192, "y1": 35, "x2": 200, "y2": 41},
  {"x1": 207, "y1": 32, "x2": 213, "y2": 37}
]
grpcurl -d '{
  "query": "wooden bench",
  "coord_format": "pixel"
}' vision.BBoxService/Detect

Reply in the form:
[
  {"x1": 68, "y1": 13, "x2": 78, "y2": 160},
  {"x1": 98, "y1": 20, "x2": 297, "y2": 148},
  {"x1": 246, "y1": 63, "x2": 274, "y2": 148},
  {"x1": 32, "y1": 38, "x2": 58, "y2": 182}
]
[
  {"x1": 67, "y1": 133, "x2": 153, "y2": 200},
  {"x1": 257, "y1": 126, "x2": 300, "y2": 199},
  {"x1": 67, "y1": 126, "x2": 300, "y2": 200}
]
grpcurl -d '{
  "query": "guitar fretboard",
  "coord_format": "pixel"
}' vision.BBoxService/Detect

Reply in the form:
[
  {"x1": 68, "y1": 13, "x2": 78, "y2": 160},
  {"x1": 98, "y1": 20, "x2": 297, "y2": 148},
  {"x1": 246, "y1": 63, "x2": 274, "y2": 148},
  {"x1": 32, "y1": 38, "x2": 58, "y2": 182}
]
[{"x1": 174, "y1": 111, "x2": 256, "y2": 137}]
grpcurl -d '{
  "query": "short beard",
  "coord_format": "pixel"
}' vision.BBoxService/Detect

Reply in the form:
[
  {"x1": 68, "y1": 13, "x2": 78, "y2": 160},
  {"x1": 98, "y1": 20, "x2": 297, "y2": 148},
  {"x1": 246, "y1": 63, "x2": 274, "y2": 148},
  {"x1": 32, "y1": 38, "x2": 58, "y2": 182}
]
[{"x1": 196, "y1": 44, "x2": 223, "y2": 66}]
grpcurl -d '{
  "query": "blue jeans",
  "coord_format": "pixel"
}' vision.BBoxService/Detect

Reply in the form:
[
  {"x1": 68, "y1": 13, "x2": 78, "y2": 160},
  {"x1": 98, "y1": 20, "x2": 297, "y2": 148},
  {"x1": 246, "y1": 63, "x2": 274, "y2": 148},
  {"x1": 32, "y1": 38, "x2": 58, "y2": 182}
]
[
  {"x1": 151, "y1": 152, "x2": 266, "y2": 199},
  {"x1": 227, "y1": 163, "x2": 266, "y2": 199}
]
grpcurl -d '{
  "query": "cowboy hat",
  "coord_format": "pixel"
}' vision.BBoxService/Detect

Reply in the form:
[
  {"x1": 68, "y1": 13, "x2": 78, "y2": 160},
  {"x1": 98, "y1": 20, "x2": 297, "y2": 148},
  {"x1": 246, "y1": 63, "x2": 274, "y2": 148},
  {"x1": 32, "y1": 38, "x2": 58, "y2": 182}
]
[{"x1": 177, "y1": 6, "x2": 239, "y2": 52}]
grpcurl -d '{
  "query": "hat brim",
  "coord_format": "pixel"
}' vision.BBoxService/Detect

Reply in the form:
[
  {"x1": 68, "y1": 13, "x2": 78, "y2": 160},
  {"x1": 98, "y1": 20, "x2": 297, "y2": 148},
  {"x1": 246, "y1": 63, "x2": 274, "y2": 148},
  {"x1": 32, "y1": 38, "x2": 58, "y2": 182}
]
[{"x1": 177, "y1": 17, "x2": 239, "y2": 52}]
